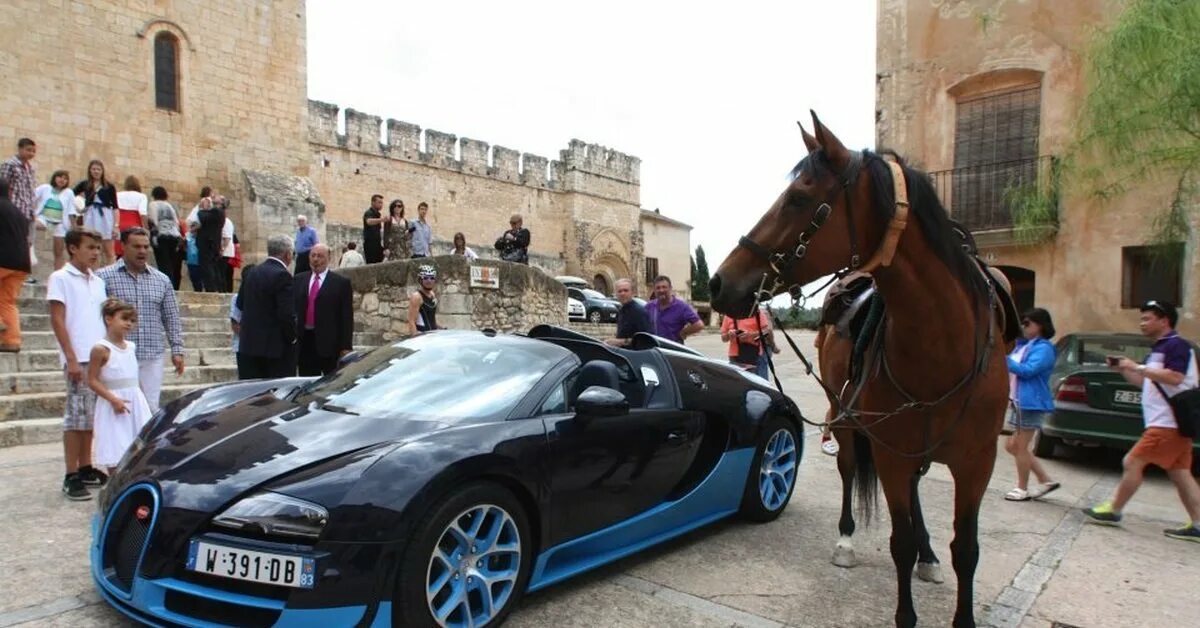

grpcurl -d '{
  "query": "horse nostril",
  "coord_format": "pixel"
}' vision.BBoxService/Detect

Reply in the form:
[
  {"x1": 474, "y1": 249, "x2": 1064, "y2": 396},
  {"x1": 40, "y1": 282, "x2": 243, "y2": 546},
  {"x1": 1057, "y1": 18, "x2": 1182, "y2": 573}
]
[{"x1": 709, "y1": 274, "x2": 723, "y2": 299}]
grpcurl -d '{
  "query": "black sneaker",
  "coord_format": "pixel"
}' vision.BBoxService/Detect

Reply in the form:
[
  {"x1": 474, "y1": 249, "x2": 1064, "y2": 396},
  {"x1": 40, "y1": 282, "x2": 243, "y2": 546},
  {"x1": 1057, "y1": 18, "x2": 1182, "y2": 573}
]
[
  {"x1": 1164, "y1": 524, "x2": 1200, "y2": 543},
  {"x1": 78, "y1": 465, "x2": 109, "y2": 487},
  {"x1": 62, "y1": 474, "x2": 92, "y2": 501}
]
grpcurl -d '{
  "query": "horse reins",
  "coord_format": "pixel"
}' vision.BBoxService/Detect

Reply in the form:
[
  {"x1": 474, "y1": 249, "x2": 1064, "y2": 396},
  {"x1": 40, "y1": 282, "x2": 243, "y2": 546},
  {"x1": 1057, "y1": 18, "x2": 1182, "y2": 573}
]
[{"x1": 737, "y1": 151, "x2": 996, "y2": 466}]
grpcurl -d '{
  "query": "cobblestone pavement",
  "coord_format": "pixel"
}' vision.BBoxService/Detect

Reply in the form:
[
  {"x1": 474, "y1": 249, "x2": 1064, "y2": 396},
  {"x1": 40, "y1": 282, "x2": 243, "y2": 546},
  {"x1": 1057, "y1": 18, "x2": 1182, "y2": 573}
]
[{"x1": 1, "y1": 331, "x2": 1196, "y2": 627}]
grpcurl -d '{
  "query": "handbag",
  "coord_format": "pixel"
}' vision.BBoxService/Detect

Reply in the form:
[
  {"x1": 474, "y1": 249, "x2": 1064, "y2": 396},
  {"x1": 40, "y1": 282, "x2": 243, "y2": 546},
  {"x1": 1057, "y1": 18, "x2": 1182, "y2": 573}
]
[{"x1": 1152, "y1": 381, "x2": 1200, "y2": 438}]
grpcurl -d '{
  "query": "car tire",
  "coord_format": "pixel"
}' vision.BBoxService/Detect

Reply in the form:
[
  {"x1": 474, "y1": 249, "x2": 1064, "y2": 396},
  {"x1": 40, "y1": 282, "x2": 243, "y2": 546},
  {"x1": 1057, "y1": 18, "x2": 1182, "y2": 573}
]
[
  {"x1": 739, "y1": 416, "x2": 801, "y2": 522},
  {"x1": 1033, "y1": 431, "x2": 1059, "y2": 459},
  {"x1": 394, "y1": 481, "x2": 533, "y2": 628},
  {"x1": 588, "y1": 310, "x2": 601, "y2": 323}
]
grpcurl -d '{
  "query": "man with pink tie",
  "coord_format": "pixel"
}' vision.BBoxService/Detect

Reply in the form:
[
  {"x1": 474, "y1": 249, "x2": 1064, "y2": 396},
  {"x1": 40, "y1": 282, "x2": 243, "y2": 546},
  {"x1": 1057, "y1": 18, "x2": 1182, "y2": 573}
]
[{"x1": 293, "y1": 244, "x2": 354, "y2": 377}]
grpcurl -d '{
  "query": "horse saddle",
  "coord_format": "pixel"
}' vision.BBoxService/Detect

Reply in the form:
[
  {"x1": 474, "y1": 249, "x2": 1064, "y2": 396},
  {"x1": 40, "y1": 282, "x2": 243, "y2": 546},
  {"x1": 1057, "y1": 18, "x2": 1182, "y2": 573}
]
[{"x1": 820, "y1": 271, "x2": 878, "y2": 339}]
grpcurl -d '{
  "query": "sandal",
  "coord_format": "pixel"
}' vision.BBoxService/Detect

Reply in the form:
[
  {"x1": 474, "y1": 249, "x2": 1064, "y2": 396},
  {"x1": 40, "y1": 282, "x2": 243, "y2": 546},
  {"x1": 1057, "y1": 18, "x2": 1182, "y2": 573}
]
[
  {"x1": 1029, "y1": 481, "x2": 1061, "y2": 499},
  {"x1": 1004, "y1": 488, "x2": 1030, "y2": 501}
]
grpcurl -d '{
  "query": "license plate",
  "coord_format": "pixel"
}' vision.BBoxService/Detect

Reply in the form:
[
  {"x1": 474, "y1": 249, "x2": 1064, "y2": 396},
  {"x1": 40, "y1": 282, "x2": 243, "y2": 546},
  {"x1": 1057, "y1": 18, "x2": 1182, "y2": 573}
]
[
  {"x1": 1113, "y1": 390, "x2": 1141, "y2": 405},
  {"x1": 186, "y1": 539, "x2": 315, "y2": 589}
]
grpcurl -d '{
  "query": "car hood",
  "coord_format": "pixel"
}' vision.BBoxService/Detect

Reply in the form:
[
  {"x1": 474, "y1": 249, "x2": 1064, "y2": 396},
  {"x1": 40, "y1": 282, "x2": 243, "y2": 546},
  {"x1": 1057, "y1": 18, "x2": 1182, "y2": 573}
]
[{"x1": 125, "y1": 391, "x2": 450, "y2": 513}]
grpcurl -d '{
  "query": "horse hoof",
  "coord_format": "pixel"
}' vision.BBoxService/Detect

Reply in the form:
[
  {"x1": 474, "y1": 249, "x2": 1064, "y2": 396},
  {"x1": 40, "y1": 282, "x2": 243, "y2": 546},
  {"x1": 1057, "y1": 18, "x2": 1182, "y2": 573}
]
[
  {"x1": 916, "y1": 561, "x2": 945, "y2": 584},
  {"x1": 832, "y1": 547, "x2": 857, "y2": 568}
]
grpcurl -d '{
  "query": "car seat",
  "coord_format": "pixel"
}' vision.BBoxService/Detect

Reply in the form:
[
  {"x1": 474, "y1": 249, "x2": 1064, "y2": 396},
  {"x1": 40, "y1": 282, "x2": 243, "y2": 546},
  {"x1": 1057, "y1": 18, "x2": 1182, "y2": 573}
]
[{"x1": 569, "y1": 360, "x2": 622, "y2": 405}]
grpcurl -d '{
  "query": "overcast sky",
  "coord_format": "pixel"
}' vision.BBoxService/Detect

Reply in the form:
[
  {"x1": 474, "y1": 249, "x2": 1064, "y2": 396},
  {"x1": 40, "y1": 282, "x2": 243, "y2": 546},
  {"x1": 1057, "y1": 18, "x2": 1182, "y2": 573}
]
[{"x1": 307, "y1": 0, "x2": 877, "y2": 281}]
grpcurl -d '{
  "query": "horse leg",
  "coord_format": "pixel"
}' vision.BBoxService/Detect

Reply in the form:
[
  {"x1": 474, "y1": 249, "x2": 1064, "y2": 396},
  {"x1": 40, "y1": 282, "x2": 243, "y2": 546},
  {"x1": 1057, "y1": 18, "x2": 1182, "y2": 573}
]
[
  {"x1": 832, "y1": 427, "x2": 857, "y2": 568},
  {"x1": 877, "y1": 455, "x2": 920, "y2": 628},
  {"x1": 911, "y1": 475, "x2": 944, "y2": 584},
  {"x1": 948, "y1": 450, "x2": 996, "y2": 628}
]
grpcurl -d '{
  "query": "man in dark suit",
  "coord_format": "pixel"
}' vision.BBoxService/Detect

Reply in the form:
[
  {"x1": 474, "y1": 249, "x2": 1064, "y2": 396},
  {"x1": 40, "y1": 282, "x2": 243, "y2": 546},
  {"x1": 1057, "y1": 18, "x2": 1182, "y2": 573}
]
[
  {"x1": 235, "y1": 235, "x2": 296, "y2": 379},
  {"x1": 293, "y1": 243, "x2": 354, "y2": 376}
]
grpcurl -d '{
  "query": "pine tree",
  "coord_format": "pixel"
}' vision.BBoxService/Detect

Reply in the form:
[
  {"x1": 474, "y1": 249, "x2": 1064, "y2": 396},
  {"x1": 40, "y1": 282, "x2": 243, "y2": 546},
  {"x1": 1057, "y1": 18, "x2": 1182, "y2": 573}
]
[{"x1": 691, "y1": 245, "x2": 712, "y2": 301}]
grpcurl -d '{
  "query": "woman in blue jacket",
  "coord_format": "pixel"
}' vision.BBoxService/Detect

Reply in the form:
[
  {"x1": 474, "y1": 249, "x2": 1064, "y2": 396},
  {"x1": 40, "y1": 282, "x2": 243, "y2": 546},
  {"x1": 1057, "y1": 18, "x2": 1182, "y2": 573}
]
[{"x1": 1004, "y1": 308, "x2": 1061, "y2": 501}]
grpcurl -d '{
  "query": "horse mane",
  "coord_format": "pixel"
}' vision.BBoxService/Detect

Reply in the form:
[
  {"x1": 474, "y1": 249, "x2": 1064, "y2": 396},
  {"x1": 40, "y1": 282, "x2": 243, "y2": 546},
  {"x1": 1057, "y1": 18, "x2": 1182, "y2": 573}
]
[{"x1": 789, "y1": 149, "x2": 990, "y2": 308}]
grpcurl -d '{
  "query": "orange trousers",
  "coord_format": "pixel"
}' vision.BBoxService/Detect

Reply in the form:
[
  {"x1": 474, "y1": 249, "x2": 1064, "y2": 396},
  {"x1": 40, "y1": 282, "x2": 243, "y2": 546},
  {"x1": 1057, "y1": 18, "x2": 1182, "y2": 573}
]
[{"x1": 0, "y1": 268, "x2": 28, "y2": 347}]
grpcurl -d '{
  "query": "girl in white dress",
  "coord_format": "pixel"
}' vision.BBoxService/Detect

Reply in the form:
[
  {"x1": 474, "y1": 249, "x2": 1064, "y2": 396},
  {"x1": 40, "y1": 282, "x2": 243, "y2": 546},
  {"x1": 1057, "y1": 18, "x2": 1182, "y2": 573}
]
[{"x1": 88, "y1": 299, "x2": 153, "y2": 473}]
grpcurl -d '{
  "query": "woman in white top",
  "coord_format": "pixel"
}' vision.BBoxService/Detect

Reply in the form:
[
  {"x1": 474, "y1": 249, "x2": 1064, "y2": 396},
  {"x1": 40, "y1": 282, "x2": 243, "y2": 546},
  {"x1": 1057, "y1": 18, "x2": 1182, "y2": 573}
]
[
  {"x1": 87, "y1": 299, "x2": 152, "y2": 473},
  {"x1": 34, "y1": 169, "x2": 77, "y2": 270},
  {"x1": 452, "y1": 232, "x2": 479, "y2": 261}
]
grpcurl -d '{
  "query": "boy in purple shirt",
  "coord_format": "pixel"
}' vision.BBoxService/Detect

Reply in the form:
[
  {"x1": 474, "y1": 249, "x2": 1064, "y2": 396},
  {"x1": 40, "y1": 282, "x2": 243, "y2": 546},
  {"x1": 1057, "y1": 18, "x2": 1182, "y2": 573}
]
[{"x1": 646, "y1": 275, "x2": 704, "y2": 343}]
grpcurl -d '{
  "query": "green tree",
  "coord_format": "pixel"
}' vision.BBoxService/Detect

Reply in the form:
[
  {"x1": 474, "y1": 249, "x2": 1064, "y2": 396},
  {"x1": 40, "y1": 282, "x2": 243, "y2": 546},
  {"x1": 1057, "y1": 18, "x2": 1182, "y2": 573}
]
[
  {"x1": 1072, "y1": 0, "x2": 1200, "y2": 247},
  {"x1": 690, "y1": 245, "x2": 712, "y2": 301}
]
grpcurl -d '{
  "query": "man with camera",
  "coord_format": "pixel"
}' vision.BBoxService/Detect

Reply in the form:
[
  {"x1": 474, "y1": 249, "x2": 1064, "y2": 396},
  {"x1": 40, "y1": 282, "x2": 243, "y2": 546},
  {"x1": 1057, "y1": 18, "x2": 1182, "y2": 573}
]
[
  {"x1": 1083, "y1": 300, "x2": 1200, "y2": 542},
  {"x1": 494, "y1": 213, "x2": 530, "y2": 264}
]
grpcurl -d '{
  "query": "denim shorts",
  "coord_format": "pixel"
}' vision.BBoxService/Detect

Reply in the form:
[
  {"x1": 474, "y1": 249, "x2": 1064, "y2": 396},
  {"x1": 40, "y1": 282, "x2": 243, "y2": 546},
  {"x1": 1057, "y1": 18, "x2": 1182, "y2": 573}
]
[{"x1": 1011, "y1": 409, "x2": 1050, "y2": 431}]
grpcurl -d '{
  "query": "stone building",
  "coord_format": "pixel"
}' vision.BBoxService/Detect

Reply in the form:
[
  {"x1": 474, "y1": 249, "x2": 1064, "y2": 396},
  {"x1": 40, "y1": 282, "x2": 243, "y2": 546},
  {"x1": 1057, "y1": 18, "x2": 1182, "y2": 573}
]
[
  {"x1": 0, "y1": 0, "x2": 690, "y2": 294},
  {"x1": 640, "y1": 209, "x2": 693, "y2": 299},
  {"x1": 876, "y1": 0, "x2": 1196, "y2": 336}
]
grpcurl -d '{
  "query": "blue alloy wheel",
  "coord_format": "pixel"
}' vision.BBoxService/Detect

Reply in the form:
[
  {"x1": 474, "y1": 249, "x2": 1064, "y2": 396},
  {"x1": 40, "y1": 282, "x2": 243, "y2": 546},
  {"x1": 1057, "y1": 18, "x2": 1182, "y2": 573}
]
[
  {"x1": 426, "y1": 504, "x2": 523, "y2": 627},
  {"x1": 758, "y1": 428, "x2": 797, "y2": 511}
]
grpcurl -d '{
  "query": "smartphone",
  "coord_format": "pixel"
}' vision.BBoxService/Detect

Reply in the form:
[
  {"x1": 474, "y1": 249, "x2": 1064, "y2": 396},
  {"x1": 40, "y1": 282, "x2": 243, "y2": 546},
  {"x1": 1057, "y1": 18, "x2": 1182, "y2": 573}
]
[{"x1": 1105, "y1": 356, "x2": 1120, "y2": 367}]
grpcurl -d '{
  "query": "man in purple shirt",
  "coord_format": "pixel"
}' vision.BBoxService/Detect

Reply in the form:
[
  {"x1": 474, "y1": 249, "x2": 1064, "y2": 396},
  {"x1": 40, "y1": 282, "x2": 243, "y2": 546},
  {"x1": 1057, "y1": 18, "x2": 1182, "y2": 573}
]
[{"x1": 645, "y1": 275, "x2": 704, "y2": 343}]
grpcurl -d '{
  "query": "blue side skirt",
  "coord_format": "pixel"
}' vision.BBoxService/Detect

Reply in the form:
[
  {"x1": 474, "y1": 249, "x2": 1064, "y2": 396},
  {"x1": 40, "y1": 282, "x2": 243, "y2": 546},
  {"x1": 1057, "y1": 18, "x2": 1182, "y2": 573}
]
[{"x1": 527, "y1": 447, "x2": 754, "y2": 592}]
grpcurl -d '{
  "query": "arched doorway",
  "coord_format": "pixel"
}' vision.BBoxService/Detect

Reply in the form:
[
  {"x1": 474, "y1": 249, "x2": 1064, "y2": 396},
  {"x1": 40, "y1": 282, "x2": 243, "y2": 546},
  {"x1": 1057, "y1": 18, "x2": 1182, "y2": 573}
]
[
  {"x1": 592, "y1": 274, "x2": 610, "y2": 295},
  {"x1": 996, "y1": 265, "x2": 1035, "y2": 314}
]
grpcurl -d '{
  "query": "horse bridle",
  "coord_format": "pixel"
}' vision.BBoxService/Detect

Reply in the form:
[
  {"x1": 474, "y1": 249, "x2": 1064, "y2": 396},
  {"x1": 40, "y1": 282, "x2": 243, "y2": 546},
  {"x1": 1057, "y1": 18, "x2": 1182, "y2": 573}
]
[{"x1": 735, "y1": 150, "x2": 910, "y2": 313}]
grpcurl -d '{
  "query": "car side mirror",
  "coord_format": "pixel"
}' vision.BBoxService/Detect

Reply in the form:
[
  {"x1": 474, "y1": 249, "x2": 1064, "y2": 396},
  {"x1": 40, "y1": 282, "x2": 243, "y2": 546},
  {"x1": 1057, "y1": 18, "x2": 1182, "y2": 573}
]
[{"x1": 575, "y1": 386, "x2": 629, "y2": 420}]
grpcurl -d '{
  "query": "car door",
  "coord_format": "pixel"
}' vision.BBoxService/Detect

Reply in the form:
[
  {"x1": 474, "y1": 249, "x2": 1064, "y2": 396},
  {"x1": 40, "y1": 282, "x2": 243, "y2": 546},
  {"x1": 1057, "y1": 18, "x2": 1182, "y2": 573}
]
[{"x1": 540, "y1": 375, "x2": 703, "y2": 546}]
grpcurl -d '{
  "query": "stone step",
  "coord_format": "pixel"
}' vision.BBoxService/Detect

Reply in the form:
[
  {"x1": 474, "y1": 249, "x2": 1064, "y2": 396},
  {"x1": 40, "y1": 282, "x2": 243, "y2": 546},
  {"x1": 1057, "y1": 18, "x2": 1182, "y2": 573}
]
[
  {"x1": 10, "y1": 330, "x2": 384, "y2": 352},
  {"x1": 0, "y1": 417, "x2": 63, "y2": 448},
  {"x1": 16, "y1": 298, "x2": 232, "y2": 319},
  {"x1": 0, "y1": 347, "x2": 236, "y2": 373},
  {"x1": 4, "y1": 364, "x2": 237, "y2": 395},
  {"x1": 20, "y1": 282, "x2": 235, "y2": 304},
  {"x1": 0, "y1": 384, "x2": 195, "y2": 422},
  {"x1": 0, "y1": 343, "x2": 378, "y2": 374},
  {"x1": 17, "y1": 314, "x2": 231, "y2": 334}
]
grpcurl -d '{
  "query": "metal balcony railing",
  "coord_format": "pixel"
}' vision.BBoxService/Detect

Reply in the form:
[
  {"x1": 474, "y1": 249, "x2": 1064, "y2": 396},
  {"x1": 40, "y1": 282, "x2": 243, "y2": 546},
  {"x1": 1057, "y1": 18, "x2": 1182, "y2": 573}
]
[{"x1": 928, "y1": 155, "x2": 1057, "y2": 232}]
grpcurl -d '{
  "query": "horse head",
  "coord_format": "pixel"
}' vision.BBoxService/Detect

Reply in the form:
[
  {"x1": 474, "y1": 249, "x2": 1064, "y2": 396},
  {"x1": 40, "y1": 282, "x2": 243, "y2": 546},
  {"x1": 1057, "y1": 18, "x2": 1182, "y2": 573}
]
[{"x1": 709, "y1": 112, "x2": 888, "y2": 317}]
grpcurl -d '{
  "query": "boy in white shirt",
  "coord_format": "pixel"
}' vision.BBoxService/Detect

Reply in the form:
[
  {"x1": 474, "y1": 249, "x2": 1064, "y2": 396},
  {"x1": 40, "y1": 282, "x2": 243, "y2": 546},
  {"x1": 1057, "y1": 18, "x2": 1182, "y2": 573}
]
[{"x1": 47, "y1": 228, "x2": 108, "y2": 500}]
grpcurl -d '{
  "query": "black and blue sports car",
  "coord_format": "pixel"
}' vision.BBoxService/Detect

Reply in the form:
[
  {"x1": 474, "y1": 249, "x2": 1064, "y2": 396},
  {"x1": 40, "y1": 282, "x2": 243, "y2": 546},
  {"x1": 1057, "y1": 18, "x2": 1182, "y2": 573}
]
[{"x1": 91, "y1": 326, "x2": 804, "y2": 627}]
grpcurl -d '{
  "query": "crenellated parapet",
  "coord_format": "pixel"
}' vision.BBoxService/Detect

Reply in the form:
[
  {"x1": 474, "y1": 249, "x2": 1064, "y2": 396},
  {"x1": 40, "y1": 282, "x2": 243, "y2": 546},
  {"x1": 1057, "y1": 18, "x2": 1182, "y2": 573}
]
[
  {"x1": 559, "y1": 139, "x2": 640, "y2": 184},
  {"x1": 307, "y1": 100, "x2": 639, "y2": 202}
]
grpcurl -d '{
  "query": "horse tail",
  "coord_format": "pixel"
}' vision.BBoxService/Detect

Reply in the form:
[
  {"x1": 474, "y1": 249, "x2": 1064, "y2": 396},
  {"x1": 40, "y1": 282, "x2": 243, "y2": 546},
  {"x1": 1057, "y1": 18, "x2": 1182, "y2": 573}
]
[{"x1": 853, "y1": 430, "x2": 878, "y2": 524}]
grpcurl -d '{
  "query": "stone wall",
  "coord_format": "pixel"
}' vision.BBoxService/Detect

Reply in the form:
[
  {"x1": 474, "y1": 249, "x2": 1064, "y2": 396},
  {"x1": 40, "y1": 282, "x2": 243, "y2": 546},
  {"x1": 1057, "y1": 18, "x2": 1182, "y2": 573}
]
[
  {"x1": 242, "y1": 170, "x2": 326, "y2": 263},
  {"x1": 336, "y1": 255, "x2": 567, "y2": 339},
  {"x1": 876, "y1": 0, "x2": 1198, "y2": 336},
  {"x1": 0, "y1": 1, "x2": 310, "y2": 249},
  {"x1": 307, "y1": 100, "x2": 642, "y2": 288},
  {"x1": 324, "y1": 223, "x2": 566, "y2": 276}
]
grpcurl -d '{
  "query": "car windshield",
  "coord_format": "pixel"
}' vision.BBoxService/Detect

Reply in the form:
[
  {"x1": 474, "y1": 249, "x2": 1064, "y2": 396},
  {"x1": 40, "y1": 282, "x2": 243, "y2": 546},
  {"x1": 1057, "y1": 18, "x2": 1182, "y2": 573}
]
[
  {"x1": 293, "y1": 333, "x2": 568, "y2": 421},
  {"x1": 581, "y1": 289, "x2": 608, "y2": 300},
  {"x1": 1070, "y1": 337, "x2": 1153, "y2": 366}
]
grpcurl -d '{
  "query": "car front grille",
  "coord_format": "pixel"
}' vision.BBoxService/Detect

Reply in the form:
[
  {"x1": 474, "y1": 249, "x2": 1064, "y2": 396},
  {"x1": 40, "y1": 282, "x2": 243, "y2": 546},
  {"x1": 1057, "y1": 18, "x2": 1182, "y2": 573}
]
[
  {"x1": 164, "y1": 589, "x2": 281, "y2": 627},
  {"x1": 100, "y1": 485, "x2": 157, "y2": 594}
]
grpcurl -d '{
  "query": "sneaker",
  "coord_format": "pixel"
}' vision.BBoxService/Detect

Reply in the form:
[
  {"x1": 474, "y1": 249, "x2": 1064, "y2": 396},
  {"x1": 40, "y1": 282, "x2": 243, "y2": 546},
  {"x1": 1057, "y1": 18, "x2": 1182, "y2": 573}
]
[
  {"x1": 821, "y1": 438, "x2": 839, "y2": 456},
  {"x1": 62, "y1": 474, "x2": 92, "y2": 501},
  {"x1": 78, "y1": 465, "x2": 109, "y2": 487},
  {"x1": 1164, "y1": 524, "x2": 1200, "y2": 543},
  {"x1": 1082, "y1": 503, "x2": 1122, "y2": 526}
]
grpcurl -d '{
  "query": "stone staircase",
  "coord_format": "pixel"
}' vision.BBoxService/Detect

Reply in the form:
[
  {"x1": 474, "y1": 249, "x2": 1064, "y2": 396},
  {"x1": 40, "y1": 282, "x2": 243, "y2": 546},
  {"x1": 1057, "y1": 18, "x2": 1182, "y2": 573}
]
[{"x1": 0, "y1": 282, "x2": 385, "y2": 448}]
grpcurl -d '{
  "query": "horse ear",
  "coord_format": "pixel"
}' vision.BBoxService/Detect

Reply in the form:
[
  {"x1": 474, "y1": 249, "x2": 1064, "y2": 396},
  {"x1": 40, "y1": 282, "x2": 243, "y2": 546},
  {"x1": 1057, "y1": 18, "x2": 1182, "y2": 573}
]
[
  {"x1": 810, "y1": 110, "x2": 850, "y2": 169},
  {"x1": 797, "y1": 121, "x2": 819, "y2": 152}
]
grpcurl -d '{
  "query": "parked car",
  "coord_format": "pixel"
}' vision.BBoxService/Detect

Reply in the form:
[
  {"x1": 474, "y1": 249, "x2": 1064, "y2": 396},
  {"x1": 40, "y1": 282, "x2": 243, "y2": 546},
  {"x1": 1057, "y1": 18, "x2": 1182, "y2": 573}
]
[
  {"x1": 1038, "y1": 332, "x2": 1200, "y2": 469},
  {"x1": 555, "y1": 275, "x2": 590, "y2": 290},
  {"x1": 567, "y1": 287, "x2": 619, "y2": 323},
  {"x1": 567, "y1": 296, "x2": 586, "y2": 321},
  {"x1": 91, "y1": 328, "x2": 804, "y2": 627}
]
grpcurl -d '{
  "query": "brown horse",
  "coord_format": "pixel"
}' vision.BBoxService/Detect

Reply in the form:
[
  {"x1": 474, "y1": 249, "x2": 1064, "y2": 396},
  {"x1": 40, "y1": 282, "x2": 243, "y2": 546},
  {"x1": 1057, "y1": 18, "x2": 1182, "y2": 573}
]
[{"x1": 710, "y1": 113, "x2": 1009, "y2": 628}]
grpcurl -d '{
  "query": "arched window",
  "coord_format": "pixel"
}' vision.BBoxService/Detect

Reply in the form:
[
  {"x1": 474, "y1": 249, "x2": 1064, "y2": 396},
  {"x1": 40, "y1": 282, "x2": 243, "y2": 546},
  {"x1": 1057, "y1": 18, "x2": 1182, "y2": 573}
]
[{"x1": 154, "y1": 32, "x2": 180, "y2": 111}]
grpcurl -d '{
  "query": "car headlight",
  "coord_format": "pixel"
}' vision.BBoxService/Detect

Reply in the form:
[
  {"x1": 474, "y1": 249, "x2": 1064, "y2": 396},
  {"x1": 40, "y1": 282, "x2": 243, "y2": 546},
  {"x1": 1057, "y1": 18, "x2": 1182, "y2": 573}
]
[{"x1": 212, "y1": 491, "x2": 329, "y2": 541}]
